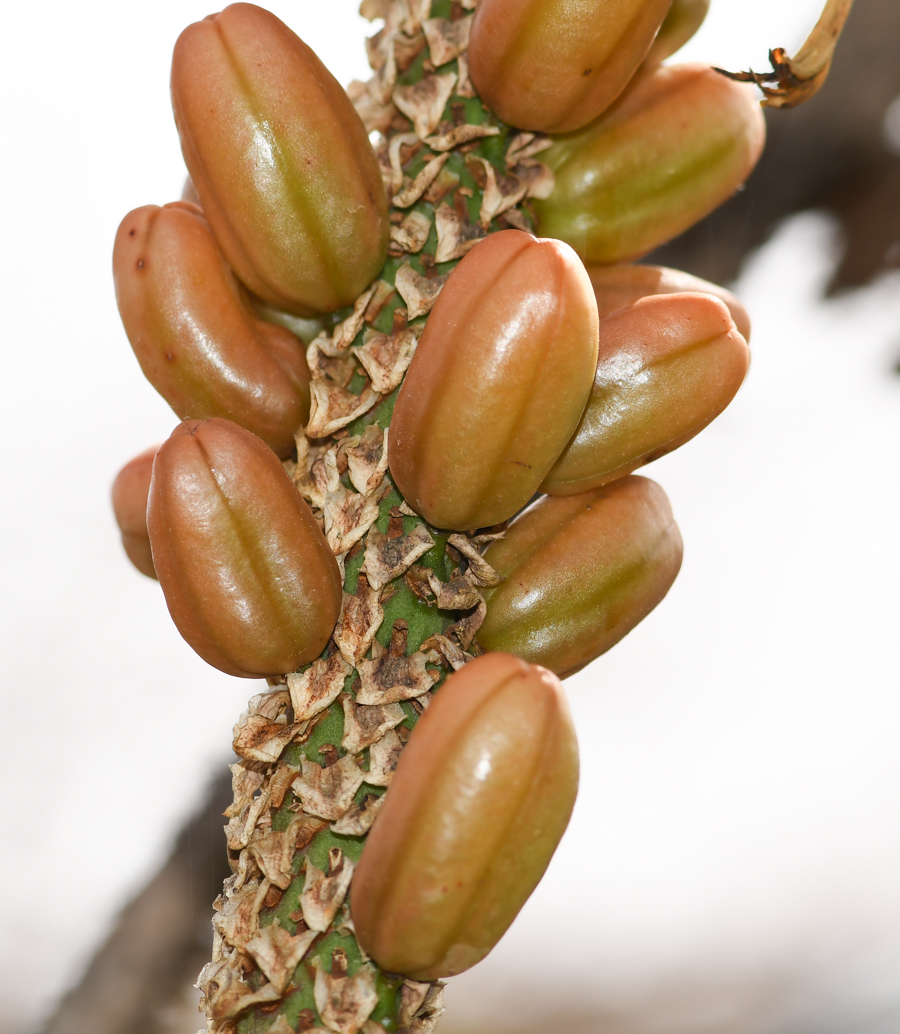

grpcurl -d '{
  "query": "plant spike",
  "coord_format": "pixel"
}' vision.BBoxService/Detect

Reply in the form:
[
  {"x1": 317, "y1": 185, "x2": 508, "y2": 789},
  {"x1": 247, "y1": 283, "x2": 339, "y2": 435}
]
[
  {"x1": 715, "y1": 0, "x2": 855, "y2": 109},
  {"x1": 196, "y1": 2, "x2": 556, "y2": 1031}
]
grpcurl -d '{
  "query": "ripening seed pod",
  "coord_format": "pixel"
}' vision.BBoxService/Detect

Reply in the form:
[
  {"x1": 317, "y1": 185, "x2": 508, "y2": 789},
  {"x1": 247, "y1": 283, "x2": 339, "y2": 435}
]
[
  {"x1": 389, "y1": 230, "x2": 599, "y2": 530},
  {"x1": 643, "y1": 0, "x2": 710, "y2": 68},
  {"x1": 111, "y1": 445, "x2": 160, "y2": 580},
  {"x1": 468, "y1": 0, "x2": 673, "y2": 133},
  {"x1": 114, "y1": 203, "x2": 310, "y2": 458},
  {"x1": 477, "y1": 478, "x2": 683, "y2": 676},
  {"x1": 352, "y1": 653, "x2": 578, "y2": 980},
  {"x1": 542, "y1": 293, "x2": 749, "y2": 495},
  {"x1": 533, "y1": 64, "x2": 766, "y2": 265},
  {"x1": 587, "y1": 263, "x2": 751, "y2": 341},
  {"x1": 148, "y1": 418, "x2": 341, "y2": 677},
  {"x1": 171, "y1": 3, "x2": 389, "y2": 315}
]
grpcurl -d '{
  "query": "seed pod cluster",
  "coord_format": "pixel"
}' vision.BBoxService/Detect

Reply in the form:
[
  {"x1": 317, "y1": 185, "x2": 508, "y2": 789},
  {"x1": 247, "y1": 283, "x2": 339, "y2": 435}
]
[{"x1": 108, "y1": 0, "x2": 768, "y2": 1027}]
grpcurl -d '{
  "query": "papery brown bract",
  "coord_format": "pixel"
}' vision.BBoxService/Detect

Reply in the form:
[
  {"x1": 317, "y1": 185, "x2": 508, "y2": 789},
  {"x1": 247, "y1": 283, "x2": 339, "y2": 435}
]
[
  {"x1": 111, "y1": 445, "x2": 160, "y2": 580},
  {"x1": 114, "y1": 202, "x2": 310, "y2": 458},
  {"x1": 543, "y1": 293, "x2": 749, "y2": 495},
  {"x1": 147, "y1": 418, "x2": 341, "y2": 678},
  {"x1": 389, "y1": 230, "x2": 599, "y2": 530},
  {"x1": 351, "y1": 653, "x2": 578, "y2": 980},
  {"x1": 477, "y1": 478, "x2": 683, "y2": 675},
  {"x1": 171, "y1": 3, "x2": 388, "y2": 315},
  {"x1": 468, "y1": 0, "x2": 673, "y2": 133},
  {"x1": 587, "y1": 263, "x2": 751, "y2": 341},
  {"x1": 534, "y1": 64, "x2": 765, "y2": 264}
]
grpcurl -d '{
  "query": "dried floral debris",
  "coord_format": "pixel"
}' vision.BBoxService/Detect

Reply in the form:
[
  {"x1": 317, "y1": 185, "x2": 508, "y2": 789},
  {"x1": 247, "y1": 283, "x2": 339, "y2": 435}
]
[
  {"x1": 292, "y1": 755, "x2": 366, "y2": 822},
  {"x1": 302, "y1": 848, "x2": 355, "y2": 932},
  {"x1": 394, "y1": 263, "x2": 448, "y2": 320},
  {"x1": 313, "y1": 950, "x2": 379, "y2": 1034},
  {"x1": 356, "y1": 623, "x2": 440, "y2": 705},
  {"x1": 288, "y1": 654, "x2": 352, "y2": 721},
  {"x1": 393, "y1": 72, "x2": 456, "y2": 139},
  {"x1": 245, "y1": 920, "x2": 317, "y2": 993},
  {"x1": 341, "y1": 695, "x2": 406, "y2": 753}
]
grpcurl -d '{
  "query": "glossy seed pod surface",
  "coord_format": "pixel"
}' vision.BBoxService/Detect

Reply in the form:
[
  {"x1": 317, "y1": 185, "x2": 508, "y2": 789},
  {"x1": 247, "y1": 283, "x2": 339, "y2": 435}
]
[
  {"x1": 389, "y1": 230, "x2": 599, "y2": 530},
  {"x1": 643, "y1": 0, "x2": 710, "y2": 67},
  {"x1": 114, "y1": 203, "x2": 310, "y2": 458},
  {"x1": 148, "y1": 418, "x2": 341, "y2": 677},
  {"x1": 477, "y1": 477, "x2": 683, "y2": 675},
  {"x1": 534, "y1": 64, "x2": 765, "y2": 265},
  {"x1": 171, "y1": 3, "x2": 389, "y2": 315},
  {"x1": 352, "y1": 652, "x2": 578, "y2": 980},
  {"x1": 543, "y1": 293, "x2": 749, "y2": 495},
  {"x1": 112, "y1": 445, "x2": 159, "y2": 580},
  {"x1": 468, "y1": 0, "x2": 673, "y2": 133},
  {"x1": 588, "y1": 263, "x2": 751, "y2": 341}
]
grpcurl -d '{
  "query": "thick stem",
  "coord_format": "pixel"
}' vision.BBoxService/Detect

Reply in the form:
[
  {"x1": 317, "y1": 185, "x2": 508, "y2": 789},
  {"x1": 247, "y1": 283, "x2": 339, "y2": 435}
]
[{"x1": 198, "y1": 3, "x2": 550, "y2": 1031}]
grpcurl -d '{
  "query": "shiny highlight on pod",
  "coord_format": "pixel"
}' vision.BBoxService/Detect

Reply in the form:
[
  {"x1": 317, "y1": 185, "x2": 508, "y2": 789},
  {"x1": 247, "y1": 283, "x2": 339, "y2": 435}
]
[
  {"x1": 468, "y1": 0, "x2": 673, "y2": 133},
  {"x1": 389, "y1": 230, "x2": 599, "y2": 530},
  {"x1": 477, "y1": 477, "x2": 683, "y2": 676},
  {"x1": 534, "y1": 64, "x2": 766, "y2": 265},
  {"x1": 114, "y1": 202, "x2": 310, "y2": 458},
  {"x1": 543, "y1": 292, "x2": 750, "y2": 495},
  {"x1": 147, "y1": 418, "x2": 341, "y2": 678},
  {"x1": 171, "y1": 3, "x2": 389, "y2": 315},
  {"x1": 352, "y1": 653, "x2": 579, "y2": 980}
]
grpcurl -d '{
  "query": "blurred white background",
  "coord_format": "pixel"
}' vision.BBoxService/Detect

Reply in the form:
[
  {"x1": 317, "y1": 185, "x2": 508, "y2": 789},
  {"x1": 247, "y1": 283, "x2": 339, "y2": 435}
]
[{"x1": 1, "y1": 1, "x2": 898, "y2": 1032}]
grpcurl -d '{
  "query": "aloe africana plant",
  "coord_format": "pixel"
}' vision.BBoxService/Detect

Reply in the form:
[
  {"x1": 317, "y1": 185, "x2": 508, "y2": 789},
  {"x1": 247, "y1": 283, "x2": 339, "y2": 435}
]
[{"x1": 110, "y1": 1, "x2": 854, "y2": 1032}]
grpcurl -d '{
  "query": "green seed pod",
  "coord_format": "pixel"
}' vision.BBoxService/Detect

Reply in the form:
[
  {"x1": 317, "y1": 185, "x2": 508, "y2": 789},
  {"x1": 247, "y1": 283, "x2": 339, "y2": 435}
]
[
  {"x1": 113, "y1": 202, "x2": 310, "y2": 458},
  {"x1": 147, "y1": 418, "x2": 341, "y2": 678},
  {"x1": 111, "y1": 445, "x2": 159, "y2": 580},
  {"x1": 533, "y1": 64, "x2": 765, "y2": 265},
  {"x1": 477, "y1": 477, "x2": 683, "y2": 676},
  {"x1": 543, "y1": 292, "x2": 749, "y2": 495},
  {"x1": 587, "y1": 262, "x2": 751, "y2": 341},
  {"x1": 171, "y1": 3, "x2": 389, "y2": 315},
  {"x1": 468, "y1": 0, "x2": 673, "y2": 133},
  {"x1": 643, "y1": 0, "x2": 710, "y2": 67},
  {"x1": 351, "y1": 652, "x2": 578, "y2": 980},
  {"x1": 389, "y1": 230, "x2": 599, "y2": 530}
]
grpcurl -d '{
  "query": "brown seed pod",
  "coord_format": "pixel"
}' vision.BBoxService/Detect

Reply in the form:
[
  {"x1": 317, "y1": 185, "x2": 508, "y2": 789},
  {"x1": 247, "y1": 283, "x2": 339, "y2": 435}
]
[
  {"x1": 351, "y1": 652, "x2": 579, "y2": 980},
  {"x1": 534, "y1": 64, "x2": 766, "y2": 265},
  {"x1": 468, "y1": 0, "x2": 673, "y2": 133},
  {"x1": 111, "y1": 445, "x2": 160, "y2": 580},
  {"x1": 389, "y1": 230, "x2": 599, "y2": 530},
  {"x1": 113, "y1": 202, "x2": 310, "y2": 458},
  {"x1": 477, "y1": 477, "x2": 683, "y2": 676},
  {"x1": 543, "y1": 292, "x2": 750, "y2": 495},
  {"x1": 171, "y1": 2, "x2": 389, "y2": 315},
  {"x1": 587, "y1": 263, "x2": 751, "y2": 341},
  {"x1": 147, "y1": 418, "x2": 341, "y2": 678}
]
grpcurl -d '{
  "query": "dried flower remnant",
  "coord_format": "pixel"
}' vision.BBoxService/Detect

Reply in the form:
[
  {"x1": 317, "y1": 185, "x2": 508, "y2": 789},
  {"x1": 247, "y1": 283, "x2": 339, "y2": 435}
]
[
  {"x1": 334, "y1": 575, "x2": 385, "y2": 667},
  {"x1": 356, "y1": 623, "x2": 441, "y2": 705},
  {"x1": 394, "y1": 263, "x2": 448, "y2": 319},
  {"x1": 245, "y1": 920, "x2": 317, "y2": 992},
  {"x1": 716, "y1": 0, "x2": 854, "y2": 108},
  {"x1": 341, "y1": 695, "x2": 406, "y2": 753},
  {"x1": 312, "y1": 951, "x2": 379, "y2": 1034},
  {"x1": 393, "y1": 72, "x2": 457, "y2": 138},
  {"x1": 363, "y1": 523, "x2": 435, "y2": 590},
  {"x1": 301, "y1": 849, "x2": 355, "y2": 932},
  {"x1": 287, "y1": 654, "x2": 352, "y2": 721},
  {"x1": 292, "y1": 755, "x2": 366, "y2": 821},
  {"x1": 332, "y1": 792, "x2": 386, "y2": 835}
]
